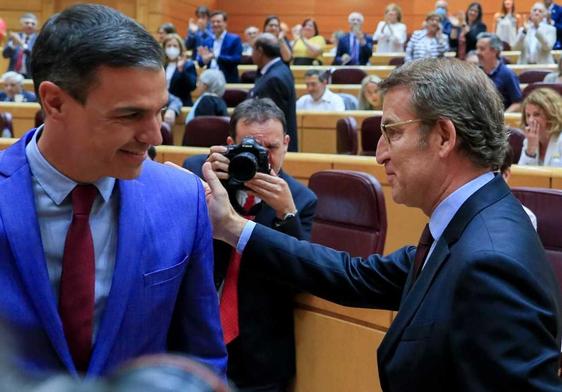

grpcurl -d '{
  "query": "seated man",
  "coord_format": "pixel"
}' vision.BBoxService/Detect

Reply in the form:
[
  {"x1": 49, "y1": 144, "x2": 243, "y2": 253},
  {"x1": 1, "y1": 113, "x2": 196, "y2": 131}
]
[
  {"x1": 476, "y1": 32, "x2": 522, "y2": 112},
  {"x1": 333, "y1": 12, "x2": 373, "y2": 66},
  {"x1": 0, "y1": 71, "x2": 36, "y2": 102},
  {"x1": 183, "y1": 98, "x2": 317, "y2": 392},
  {"x1": 296, "y1": 69, "x2": 345, "y2": 112}
]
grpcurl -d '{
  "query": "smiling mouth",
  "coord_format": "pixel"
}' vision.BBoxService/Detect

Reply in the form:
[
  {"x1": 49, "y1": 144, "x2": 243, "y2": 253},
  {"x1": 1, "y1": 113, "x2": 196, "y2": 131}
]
[{"x1": 120, "y1": 149, "x2": 146, "y2": 157}]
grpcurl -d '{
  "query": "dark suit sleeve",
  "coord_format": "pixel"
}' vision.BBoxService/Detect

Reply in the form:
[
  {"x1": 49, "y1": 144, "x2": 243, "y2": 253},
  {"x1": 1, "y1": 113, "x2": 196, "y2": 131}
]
[
  {"x1": 333, "y1": 38, "x2": 347, "y2": 65},
  {"x1": 450, "y1": 251, "x2": 562, "y2": 390},
  {"x1": 244, "y1": 224, "x2": 411, "y2": 309},
  {"x1": 359, "y1": 35, "x2": 373, "y2": 65}
]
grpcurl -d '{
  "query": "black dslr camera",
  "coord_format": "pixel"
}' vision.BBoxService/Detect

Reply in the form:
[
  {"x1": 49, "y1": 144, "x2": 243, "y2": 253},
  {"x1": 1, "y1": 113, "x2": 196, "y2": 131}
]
[{"x1": 224, "y1": 137, "x2": 270, "y2": 189}]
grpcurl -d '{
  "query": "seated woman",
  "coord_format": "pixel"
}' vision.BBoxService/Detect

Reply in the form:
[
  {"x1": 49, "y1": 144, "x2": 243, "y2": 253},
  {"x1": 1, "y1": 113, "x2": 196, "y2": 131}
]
[
  {"x1": 357, "y1": 75, "x2": 382, "y2": 110},
  {"x1": 544, "y1": 57, "x2": 562, "y2": 83},
  {"x1": 291, "y1": 18, "x2": 325, "y2": 65},
  {"x1": 373, "y1": 3, "x2": 407, "y2": 53},
  {"x1": 185, "y1": 69, "x2": 228, "y2": 124},
  {"x1": 162, "y1": 33, "x2": 197, "y2": 106},
  {"x1": 518, "y1": 88, "x2": 562, "y2": 167},
  {"x1": 264, "y1": 15, "x2": 292, "y2": 63},
  {"x1": 405, "y1": 12, "x2": 449, "y2": 62}
]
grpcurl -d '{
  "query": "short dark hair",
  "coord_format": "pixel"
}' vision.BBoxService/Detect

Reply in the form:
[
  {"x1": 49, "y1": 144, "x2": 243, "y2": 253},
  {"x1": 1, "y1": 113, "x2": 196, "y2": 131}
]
[
  {"x1": 195, "y1": 6, "x2": 210, "y2": 18},
  {"x1": 158, "y1": 22, "x2": 176, "y2": 35},
  {"x1": 229, "y1": 98, "x2": 287, "y2": 138},
  {"x1": 304, "y1": 69, "x2": 330, "y2": 83},
  {"x1": 210, "y1": 11, "x2": 227, "y2": 22},
  {"x1": 253, "y1": 33, "x2": 281, "y2": 59},
  {"x1": 31, "y1": 4, "x2": 164, "y2": 105},
  {"x1": 263, "y1": 15, "x2": 280, "y2": 31}
]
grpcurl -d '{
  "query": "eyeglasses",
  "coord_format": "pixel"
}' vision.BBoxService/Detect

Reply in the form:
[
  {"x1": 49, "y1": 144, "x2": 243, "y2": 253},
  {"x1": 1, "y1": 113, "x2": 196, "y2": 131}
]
[{"x1": 380, "y1": 119, "x2": 423, "y2": 143}]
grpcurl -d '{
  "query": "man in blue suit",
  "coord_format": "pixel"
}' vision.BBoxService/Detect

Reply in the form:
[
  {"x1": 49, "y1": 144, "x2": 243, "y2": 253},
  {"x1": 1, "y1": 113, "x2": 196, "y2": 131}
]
[
  {"x1": 333, "y1": 12, "x2": 373, "y2": 66},
  {"x1": 545, "y1": 0, "x2": 562, "y2": 49},
  {"x1": 203, "y1": 58, "x2": 562, "y2": 390},
  {"x1": 197, "y1": 11, "x2": 243, "y2": 83},
  {"x1": 0, "y1": 4, "x2": 226, "y2": 378}
]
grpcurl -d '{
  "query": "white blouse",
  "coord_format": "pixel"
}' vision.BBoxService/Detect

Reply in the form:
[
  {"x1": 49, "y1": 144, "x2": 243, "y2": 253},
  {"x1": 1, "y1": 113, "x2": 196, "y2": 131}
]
[{"x1": 373, "y1": 21, "x2": 407, "y2": 53}]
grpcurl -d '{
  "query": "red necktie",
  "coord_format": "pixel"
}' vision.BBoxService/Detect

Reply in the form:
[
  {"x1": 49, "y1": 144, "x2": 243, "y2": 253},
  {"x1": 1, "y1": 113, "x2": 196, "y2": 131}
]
[
  {"x1": 220, "y1": 194, "x2": 255, "y2": 344},
  {"x1": 59, "y1": 184, "x2": 97, "y2": 372},
  {"x1": 413, "y1": 224, "x2": 433, "y2": 280},
  {"x1": 14, "y1": 35, "x2": 28, "y2": 73}
]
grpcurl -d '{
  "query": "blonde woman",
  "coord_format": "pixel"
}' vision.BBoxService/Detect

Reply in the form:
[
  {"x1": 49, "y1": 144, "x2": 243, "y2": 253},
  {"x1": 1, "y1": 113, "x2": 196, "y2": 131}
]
[
  {"x1": 373, "y1": 3, "x2": 407, "y2": 53},
  {"x1": 518, "y1": 88, "x2": 562, "y2": 166},
  {"x1": 357, "y1": 75, "x2": 382, "y2": 110}
]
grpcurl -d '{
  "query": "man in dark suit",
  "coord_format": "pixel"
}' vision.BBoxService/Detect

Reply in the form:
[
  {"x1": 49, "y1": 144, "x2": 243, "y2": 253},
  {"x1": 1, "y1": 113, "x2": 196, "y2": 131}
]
[
  {"x1": 333, "y1": 12, "x2": 373, "y2": 66},
  {"x1": 0, "y1": 4, "x2": 226, "y2": 377},
  {"x1": 197, "y1": 11, "x2": 242, "y2": 83},
  {"x1": 2, "y1": 13, "x2": 38, "y2": 78},
  {"x1": 249, "y1": 33, "x2": 298, "y2": 152},
  {"x1": 202, "y1": 58, "x2": 562, "y2": 390},
  {"x1": 183, "y1": 98, "x2": 317, "y2": 392}
]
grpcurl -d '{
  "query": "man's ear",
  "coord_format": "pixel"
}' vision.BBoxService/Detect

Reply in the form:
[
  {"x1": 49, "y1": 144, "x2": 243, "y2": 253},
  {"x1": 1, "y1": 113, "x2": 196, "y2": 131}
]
[
  {"x1": 283, "y1": 134, "x2": 290, "y2": 152},
  {"x1": 38, "y1": 81, "x2": 68, "y2": 120},
  {"x1": 226, "y1": 136, "x2": 235, "y2": 145},
  {"x1": 435, "y1": 118, "x2": 457, "y2": 158}
]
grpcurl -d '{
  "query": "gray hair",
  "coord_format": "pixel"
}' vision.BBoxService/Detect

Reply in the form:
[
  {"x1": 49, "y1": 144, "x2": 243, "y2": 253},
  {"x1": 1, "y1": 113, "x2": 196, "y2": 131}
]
[
  {"x1": 1, "y1": 72, "x2": 24, "y2": 85},
  {"x1": 229, "y1": 98, "x2": 287, "y2": 137},
  {"x1": 476, "y1": 32, "x2": 503, "y2": 56},
  {"x1": 358, "y1": 74, "x2": 382, "y2": 110},
  {"x1": 348, "y1": 12, "x2": 364, "y2": 23},
  {"x1": 199, "y1": 69, "x2": 226, "y2": 97},
  {"x1": 379, "y1": 58, "x2": 507, "y2": 169}
]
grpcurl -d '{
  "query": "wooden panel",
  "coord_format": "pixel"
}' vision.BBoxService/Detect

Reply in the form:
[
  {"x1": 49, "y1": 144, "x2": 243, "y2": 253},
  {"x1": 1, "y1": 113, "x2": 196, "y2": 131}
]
[
  {"x1": 0, "y1": 102, "x2": 40, "y2": 137},
  {"x1": 552, "y1": 169, "x2": 562, "y2": 190},
  {"x1": 509, "y1": 165, "x2": 553, "y2": 188},
  {"x1": 293, "y1": 309, "x2": 384, "y2": 392}
]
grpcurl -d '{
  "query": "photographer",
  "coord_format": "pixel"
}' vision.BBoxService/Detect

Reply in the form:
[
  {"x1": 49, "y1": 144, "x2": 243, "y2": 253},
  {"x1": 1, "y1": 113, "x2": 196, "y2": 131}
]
[{"x1": 182, "y1": 98, "x2": 317, "y2": 392}]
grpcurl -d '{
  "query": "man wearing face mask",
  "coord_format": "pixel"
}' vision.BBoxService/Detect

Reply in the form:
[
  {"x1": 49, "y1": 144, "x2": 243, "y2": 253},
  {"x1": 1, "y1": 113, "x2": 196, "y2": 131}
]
[
  {"x1": 162, "y1": 33, "x2": 197, "y2": 106},
  {"x1": 435, "y1": 1, "x2": 460, "y2": 51}
]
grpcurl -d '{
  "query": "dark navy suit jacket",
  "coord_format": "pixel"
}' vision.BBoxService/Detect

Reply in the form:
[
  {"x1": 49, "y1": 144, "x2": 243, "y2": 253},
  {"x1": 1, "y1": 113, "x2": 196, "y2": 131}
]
[
  {"x1": 0, "y1": 131, "x2": 227, "y2": 377},
  {"x1": 250, "y1": 60, "x2": 298, "y2": 152},
  {"x1": 551, "y1": 3, "x2": 562, "y2": 49},
  {"x1": 333, "y1": 32, "x2": 373, "y2": 65},
  {"x1": 2, "y1": 33, "x2": 36, "y2": 78},
  {"x1": 0, "y1": 90, "x2": 36, "y2": 102},
  {"x1": 197, "y1": 32, "x2": 242, "y2": 83},
  {"x1": 242, "y1": 175, "x2": 562, "y2": 391},
  {"x1": 167, "y1": 60, "x2": 197, "y2": 106},
  {"x1": 183, "y1": 154, "x2": 317, "y2": 387}
]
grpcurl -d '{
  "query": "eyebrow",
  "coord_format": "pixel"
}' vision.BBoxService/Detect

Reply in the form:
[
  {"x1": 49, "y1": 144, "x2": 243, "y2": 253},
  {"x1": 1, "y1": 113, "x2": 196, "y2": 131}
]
[{"x1": 111, "y1": 102, "x2": 168, "y2": 115}]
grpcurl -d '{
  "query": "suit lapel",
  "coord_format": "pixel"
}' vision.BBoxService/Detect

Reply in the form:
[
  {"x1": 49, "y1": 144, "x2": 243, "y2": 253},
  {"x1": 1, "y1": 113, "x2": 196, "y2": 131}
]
[
  {"x1": 88, "y1": 178, "x2": 146, "y2": 374},
  {"x1": 378, "y1": 175, "x2": 511, "y2": 363},
  {"x1": 0, "y1": 134, "x2": 76, "y2": 372}
]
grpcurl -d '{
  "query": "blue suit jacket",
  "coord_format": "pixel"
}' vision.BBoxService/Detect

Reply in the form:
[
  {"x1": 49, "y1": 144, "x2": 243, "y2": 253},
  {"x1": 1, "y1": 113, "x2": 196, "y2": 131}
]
[
  {"x1": 0, "y1": 90, "x2": 37, "y2": 102},
  {"x1": 197, "y1": 32, "x2": 242, "y2": 83},
  {"x1": 243, "y1": 175, "x2": 562, "y2": 391},
  {"x1": 333, "y1": 32, "x2": 373, "y2": 66},
  {"x1": 551, "y1": 3, "x2": 562, "y2": 49},
  {"x1": 0, "y1": 131, "x2": 227, "y2": 377}
]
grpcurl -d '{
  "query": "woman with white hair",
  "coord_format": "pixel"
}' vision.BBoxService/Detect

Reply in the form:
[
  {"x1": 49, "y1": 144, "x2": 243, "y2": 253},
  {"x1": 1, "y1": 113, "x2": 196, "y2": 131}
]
[
  {"x1": 0, "y1": 71, "x2": 36, "y2": 102},
  {"x1": 185, "y1": 69, "x2": 228, "y2": 124}
]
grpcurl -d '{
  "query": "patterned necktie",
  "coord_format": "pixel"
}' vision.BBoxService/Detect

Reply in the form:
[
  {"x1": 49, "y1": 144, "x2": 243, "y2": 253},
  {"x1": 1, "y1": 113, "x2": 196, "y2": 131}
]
[
  {"x1": 220, "y1": 194, "x2": 255, "y2": 344},
  {"x1": 59, "y1": 184, "x2": 97, "y2": 372},
  {"x1": 413, "y1": 224, "x2": 434, "y2": 280}
]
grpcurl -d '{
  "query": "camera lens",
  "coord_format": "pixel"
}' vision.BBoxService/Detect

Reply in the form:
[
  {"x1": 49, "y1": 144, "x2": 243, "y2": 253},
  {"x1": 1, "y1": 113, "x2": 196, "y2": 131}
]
[{"x1": 229, "y1": 152, "x2": 258, "y2": 182}]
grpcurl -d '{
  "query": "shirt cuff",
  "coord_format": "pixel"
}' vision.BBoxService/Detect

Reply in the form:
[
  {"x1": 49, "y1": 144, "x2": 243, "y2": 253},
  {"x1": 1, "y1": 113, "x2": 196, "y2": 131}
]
[{"x1": 236, "y1": 220, "x2": 256, "y2": 254}]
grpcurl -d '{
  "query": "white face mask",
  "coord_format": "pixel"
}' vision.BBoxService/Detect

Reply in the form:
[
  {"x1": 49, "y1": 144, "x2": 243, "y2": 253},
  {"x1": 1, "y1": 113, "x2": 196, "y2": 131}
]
[{"x1": 165, "y1": 46, "x2": 180, "y2": 60}]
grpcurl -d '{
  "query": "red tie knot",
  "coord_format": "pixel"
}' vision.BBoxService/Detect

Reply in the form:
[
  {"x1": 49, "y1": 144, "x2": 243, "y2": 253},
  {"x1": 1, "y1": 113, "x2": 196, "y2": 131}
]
[{"x1": 71, "y1": 185, "x2": 97, "y2": 216}]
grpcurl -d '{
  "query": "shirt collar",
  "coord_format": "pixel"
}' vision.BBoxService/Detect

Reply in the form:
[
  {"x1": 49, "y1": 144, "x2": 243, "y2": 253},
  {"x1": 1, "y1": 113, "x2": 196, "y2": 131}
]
[
  {"x1": 316, "y1": 88, "x2": 334, "y2": 103},
  {"x1": 428, "y1": 172, "x2": 494, "y2": 241},
  {"x1": 215, "y1": 30, "x2": 227, "y2": 41},
  {"x1": 260, "y1": 57, "x2": 281, "y2": 75},
  {"x1": 25, "y1": 126, "x2": 116, "y2": 205}
]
